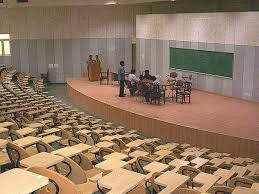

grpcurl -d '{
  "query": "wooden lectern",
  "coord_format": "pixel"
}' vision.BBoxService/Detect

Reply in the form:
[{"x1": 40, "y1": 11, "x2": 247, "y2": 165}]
[{"x1": 87, "y1": 60, "x2": 101, "y2": 81}]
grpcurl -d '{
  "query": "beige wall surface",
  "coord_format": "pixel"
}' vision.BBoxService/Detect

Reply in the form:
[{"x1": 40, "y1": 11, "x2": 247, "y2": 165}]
[{"x1": 137, "y1": 12, "x2": 259, "y2": 46}]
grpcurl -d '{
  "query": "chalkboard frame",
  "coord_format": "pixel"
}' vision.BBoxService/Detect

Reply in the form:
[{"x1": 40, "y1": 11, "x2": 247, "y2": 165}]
[{"x1": 170, "y1": 47, "x2": 234, "y2": 79}]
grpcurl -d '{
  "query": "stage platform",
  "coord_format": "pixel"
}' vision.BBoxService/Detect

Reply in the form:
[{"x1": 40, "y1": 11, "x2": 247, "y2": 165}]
[{"x1": 67, "y1": 78, "x2": 259, "y2": 159}]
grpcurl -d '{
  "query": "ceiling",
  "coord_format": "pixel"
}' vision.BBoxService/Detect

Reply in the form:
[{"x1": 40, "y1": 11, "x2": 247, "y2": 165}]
[{"x1": 2, "y1": 0, "x2": 170, "y2": 7}]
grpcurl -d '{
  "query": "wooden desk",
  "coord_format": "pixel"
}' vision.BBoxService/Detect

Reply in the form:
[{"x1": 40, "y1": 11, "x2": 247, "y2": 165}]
[
  {"x1": 247, "y1": 164, "x2": 259, "y2": 176},
  {"x1": 209, "y1": 158, "x2": 225, "y2": 167},
  {"x1": 231, "y1": 165, "x2": 248, "y2": 177},
  {"x1": 193, "y1": 172, "x2": 220, "y2": 193},
  {"x1": 169, "y1": 159, "x2": 190, "y2": 173},
  {"x1": 155, "y1": 172, "x2": 189, "y2": 194},
  {"x1": 72, "y1": 143, "x2": 92, "y2": 152},
  {"x1": 95, "y1": 141, "x2": 115, "y2": 148},
  {"x1": 17, "y1": 127, "x2": 36, "y2": 136},
  {"x1": 213, "y1": 169, "x2": 236, "y2": 185},
  {"x1": 0, "y1": 127, "x2": 8, "y2": 134},
  {"x1": 232, "y1": 187, "x2": 258, "y2": 194},
  {"x1": 252, "y1": 183, "x2": 259, "y2": 190},
  {"x1": 39, "y1": 128, "x2": 61, "y2": 137},
  {"x1": 95, "y1": 159, "x2": 128, "y2": 171},
  {"x1": 0, "y1": 168, "x2": 49, "y2": 194},
  {"x1": 128, "y1": 150, "x2": 149, "y2": 158},
  {"x1": 57, "y1": 125, "x2": 71, "y2": 130},
  {"x1": 76, "y1": 129, "x2": 91, "y2": 135},
  {"x1": 103, "y1": 152, "x2": 129, "y2": 160},
  {"x1": 222, "y1": 157, "x2": 234, "y2": 164},
  {"x1": 0, "y1": 139, "x2": 8, "y2": 149},
  {"x1": 154, "y1": 150, "x2": 172, "y2": 157},
  {"x1": 126, "y1": 139, "x2": 145, "y2": 148},
  {"x1": 101, "y1": 135, "x2": 118, "y2": 141},
  {"x1": 13, "y1": 136, "x2": 41, "y2": 148},
  {"x1": 155, "y1": 143, "x2": 179, "y2": 151},
  {"x1": 191, "y1": 157, "x2": 209, "y2": 169},
  {"x1": 144, "y1": 162, "x2": 169, "y2": 174},
  {"x1": 0, "y1": 122, "x2": 14, "y2": 128},
  {"x1": 232, "y1": 157, "x2": 247, "y2": 165},
  {"x1": 98, "y1": 168, "x2": 145, "y2": 194},
  {"x1": 28, "y1": 123, "x2": 44, "y2": 129},
  {"x1": 42, "y1": 135, "x2": 62, "y2": 144},
  {"x1": 52, "y1": 147, "x2": 81, "y2": 157},
  {"x1": 20, "y1": 152, "x2": 64, "y2": 168}
]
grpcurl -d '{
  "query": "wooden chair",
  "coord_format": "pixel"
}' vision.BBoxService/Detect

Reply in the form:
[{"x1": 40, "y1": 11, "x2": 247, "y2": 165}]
[
  {"x1": 228, "y1": 177, "x2": 255, "y2": 188},
  {"x1": 88, "y1": 131, "x2": 101, "y2": 145},
  {"x1": 176, "y1": 81, "x2": 192, "y2": 104},
  {"x1": 9, "y1": 129, "x2": 23, "y2": 141},
  {"x1": 6, "y1": 142, "x2": 30, "y2": 167},
  {"x1": 98, "y1": 147, "x2": 114, "y2": 161},
  {"x1": 135, "y1": 156, "x2": 153, "y2": 174},
  {"x1": 173, "y1": 188, "x2": 201, "y2": 194},
  {"x1": 208, "y1": 186, "x2": 234, "y2": 194},
  {"x1": 68, "y1": 137, "x2": 82, "y2": 146},
  {"x1": 36, "y1": 141, "x2": 55, "y2": 153},
  {"x1": 55, "y1": 155, "x2": 101, "y2": 185},
  {"x1": 141, "y1": 142, "x2": 156, "y2": 154},
  {"x1": 161, "y1": 155, "x2": 176, "y2": 164},
  {"x1": 100, "y1": 69, "x2": 109, "y2": 85},
  {"x1": 178, "y1": 165, "x2": 201, "y2": 188},
  {"x1": 28, "y1": 167, "x2": 98, "y2": 194}
]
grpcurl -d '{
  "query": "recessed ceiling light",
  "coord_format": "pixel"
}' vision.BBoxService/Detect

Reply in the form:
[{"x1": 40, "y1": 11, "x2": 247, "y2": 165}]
[
  {"x1": 171, "y1": 0, "x2": 176, "y2": 2},
  {"x1": 105, "y1": 1, "x2": 117, "y2": 5}
]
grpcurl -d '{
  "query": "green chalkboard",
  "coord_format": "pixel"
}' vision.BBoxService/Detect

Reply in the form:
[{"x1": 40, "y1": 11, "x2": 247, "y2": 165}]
[{"x1": 170, "y1": 48, "x2": 233, "y2": 78}]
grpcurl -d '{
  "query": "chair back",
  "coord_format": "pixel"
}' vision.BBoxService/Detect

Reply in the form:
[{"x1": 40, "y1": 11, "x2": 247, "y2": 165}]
[
  {"x1": 6, "y1": 142, "x2": 30, "y2": 167},
  {"x1": 176, "y1": 80, "x2": 184, "y2": 87},
  {"x1": 28, "y1": 167, "x2": 80, "y2": 194},
  {"x1": 208, "y1": 186, "x2": 234, "y2": 194},
  {"x1": 170, "y1": 72, "x2": 178, "y2": 79},
  {"x1": 9, "y1": 129, "x2": 23, "y2": 141},
  {"x1": 68, "y1": 137, "x2": 82, "y2": 146},
  {"x1": 98, "y1": 147, "x2": 114, "y2": 161},
  {"x1": 89, "y1": 131, "x2": 100, "y2": 144},
  {"x1": 173, "y1": 188, "x2": 201, "y2": 194},
  {"x1": 55, "y1": 156, "x2": 87, "y2": 184},
  {"x1": 136, "y1": 156, "x2": 153, "y2": 174},
  {"x1": 36, "y1": 141, "x2": 55, "y2": 153},
  {"x1": 229, "y1": 177, "x2": 255, "y2": 188},
  {"x1": 178, "y1": 165, "x2": 201, "y2": 179},
  {"x1": 184, "y1": 81, "x2": 192, "y2": 92}
]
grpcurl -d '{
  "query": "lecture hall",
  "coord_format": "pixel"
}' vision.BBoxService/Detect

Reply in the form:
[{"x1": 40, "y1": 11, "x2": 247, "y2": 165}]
[{"x1": 0, "y1": 0, "x2": 258, "y2": 194}]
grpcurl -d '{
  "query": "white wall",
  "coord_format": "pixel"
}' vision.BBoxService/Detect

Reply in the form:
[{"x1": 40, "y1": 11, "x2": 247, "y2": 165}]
[
  {"x1": 137, "y1": 12, "x2": 259, "y2": 46},
  {"x1": 136, "y1": 13, "x2": 259, "y2": 102},
  {"x1": 0, "y1": 5, "x2": 151, "y2": 82}
]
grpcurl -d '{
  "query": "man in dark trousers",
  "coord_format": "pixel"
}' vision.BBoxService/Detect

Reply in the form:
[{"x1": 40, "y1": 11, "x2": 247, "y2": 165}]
[{"x1": 118, "y1": 61, "x2": 125, "y2": 97}]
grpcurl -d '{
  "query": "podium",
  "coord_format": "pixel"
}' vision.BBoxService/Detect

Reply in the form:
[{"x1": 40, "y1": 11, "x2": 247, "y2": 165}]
[{"x1": 87, "y1": 60, "x2": 101, "y2": 81}]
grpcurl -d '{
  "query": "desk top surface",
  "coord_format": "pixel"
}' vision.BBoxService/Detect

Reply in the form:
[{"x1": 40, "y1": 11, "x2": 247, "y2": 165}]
[
  {"x1": 155, "y1": 171, "x2": 189, "y2": 194},
  {"x1": 20, "y1": 152, "x2": 64, "y2": 168},
  {"x1": 98, "y1": 168, "x2": 146, "y2": 194},
  {"x1": 0, "y1": 168, "x2": 49, "y2": 194}
]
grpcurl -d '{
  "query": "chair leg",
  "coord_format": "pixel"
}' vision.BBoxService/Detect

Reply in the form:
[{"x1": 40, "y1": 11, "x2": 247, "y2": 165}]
[
  {"x1": 189, "y1": 95, "x2": 191, "y2": 103},
  {"x1": 181, "y1": 95, "x2": 184, "y2": 104}
]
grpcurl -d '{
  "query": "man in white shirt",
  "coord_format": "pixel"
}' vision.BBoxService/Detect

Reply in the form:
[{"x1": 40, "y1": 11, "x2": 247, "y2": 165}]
[{"x1": 128, "y1": 70, "x2": 139, "y2": 95}]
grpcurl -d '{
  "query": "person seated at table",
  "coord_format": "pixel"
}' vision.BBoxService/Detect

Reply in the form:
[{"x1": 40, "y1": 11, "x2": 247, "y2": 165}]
[
  {"x1": 142, "y1": 70, "x2": 153, "y2": 81},
  {"x1": 144, "y1": 76, "x2": 161, "y2": 102},
  {"x1": 128, "y1": 69, "x2": 139, "y2": 95}
]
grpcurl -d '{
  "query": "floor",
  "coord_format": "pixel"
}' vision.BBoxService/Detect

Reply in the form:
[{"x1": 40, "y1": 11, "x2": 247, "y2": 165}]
[{"x1": 67, "y1": 78, "x2": 259, "y2": 141}]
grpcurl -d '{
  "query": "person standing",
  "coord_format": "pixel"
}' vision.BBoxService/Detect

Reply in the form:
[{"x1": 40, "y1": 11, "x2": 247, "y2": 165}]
[
  {"x1": 118, "y1": 61, "x2": 125, "y2": 97},
  {"x1": 96, "y1": 55, "x2": 104, "y2": 72}
]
